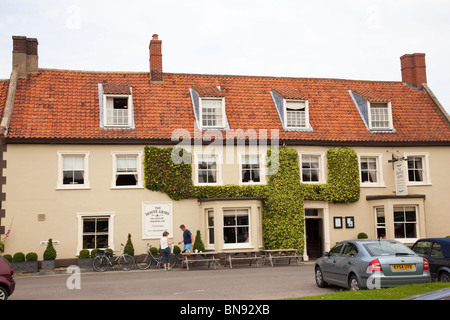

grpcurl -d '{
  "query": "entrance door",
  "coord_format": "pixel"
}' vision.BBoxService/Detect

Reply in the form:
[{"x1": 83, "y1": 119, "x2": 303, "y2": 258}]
[{"x1": 306, "y1": 218, "x2": 323, "y2": 259}]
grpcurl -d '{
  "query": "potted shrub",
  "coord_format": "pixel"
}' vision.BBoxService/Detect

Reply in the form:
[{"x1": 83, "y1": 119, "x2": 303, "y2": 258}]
[
  {"x1": 193, "y1": 230, "x2": 206, "y2": 253},
  {"x1": 25, "y1": 252, "x2": 39, "y2": 273},
  {"x1": 78, "y1": 249, "x2": 93, "y2": 270},
  {"x1": 124, "y1": 233, "x2": 135, "y2": 256},
  {"x1": 173, "y1": 245, "x2": 181, "y2": 267},
  {"x1": 41, "y1": 238, "x2": 57, "y2": 270},
  {"x1": 357, "y1": 232, "x2": 368, "y2": 239},
  {"x1": 11, "y1": 252, "x2": 38, "y2": 273}
]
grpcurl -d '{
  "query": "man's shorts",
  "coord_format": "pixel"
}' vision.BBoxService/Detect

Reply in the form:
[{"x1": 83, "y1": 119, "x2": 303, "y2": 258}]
[{"x1": 184, "y1": 243, "x2": 192, "y2": 252}]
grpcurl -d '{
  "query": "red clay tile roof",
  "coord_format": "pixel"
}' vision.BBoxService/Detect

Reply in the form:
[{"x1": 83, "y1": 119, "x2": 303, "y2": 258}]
[
  {"x1": 0, "y1": 80, "x2": 9, "y2": 120},
  {"x1": 3, "y1": 69, "x2": 450, "y2": 145}
]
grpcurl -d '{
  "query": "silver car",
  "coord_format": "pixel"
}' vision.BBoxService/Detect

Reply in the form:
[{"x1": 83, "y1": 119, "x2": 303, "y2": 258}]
[{"x1": 315, "y1": 240, "x2": 431, "y2": 290}]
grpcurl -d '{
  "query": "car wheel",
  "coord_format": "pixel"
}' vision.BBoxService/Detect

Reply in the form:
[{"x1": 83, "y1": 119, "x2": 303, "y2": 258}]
[
  {"x1": 0, "y1": 286, "x2": 8, "y2": 300},
  {"x1": 349, "y1": 274, "x2": 361, "y2": 291},
  {"x1": 439, "y1": 271, "x2": 450, "y2": 283},
  {"x1": 315, "y1": 266, "x2": 328, "y2": 288}
]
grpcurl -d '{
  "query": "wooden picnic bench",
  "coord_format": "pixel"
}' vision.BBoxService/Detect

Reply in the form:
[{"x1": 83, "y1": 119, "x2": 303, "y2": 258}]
[
  {"x1": 263, "y1": 249, "x2": 301, "y2": 267},
  {"x1": 224, "y1": 250, "x2": 263, "y2": 268},
  {"x1": 181, "y1": 252, "x2": 219, "y2": 270}
]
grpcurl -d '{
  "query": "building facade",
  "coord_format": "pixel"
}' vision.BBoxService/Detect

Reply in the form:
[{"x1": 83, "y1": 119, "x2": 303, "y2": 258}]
[{"x1": 0, "y1": 35, "x2": 449, "y2": 261}]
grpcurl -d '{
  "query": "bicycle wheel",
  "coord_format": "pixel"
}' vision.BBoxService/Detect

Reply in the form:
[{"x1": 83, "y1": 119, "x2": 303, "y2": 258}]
[
  {"x1": 93, "y1": 256, "x2": 108, "y2": 272},
  {"x1": 135, "y1": 254, "x2": 152, "y2": 270},
  {"x1": 169, "y1": 253, "x2": 177, "y2": 268},
  {"x1": 118, "y1": 254, "x2": 135, "y2": 271}
]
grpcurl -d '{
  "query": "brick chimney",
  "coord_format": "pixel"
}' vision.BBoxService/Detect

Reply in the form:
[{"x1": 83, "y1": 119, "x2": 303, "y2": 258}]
[
  {"x1": 149, "y1": 34, "x2": 163, "y2": 82},
  {"x1": 400, "y1": 53, "x2": 427, "y2": 89},
  {"x1": 12, "y1": 36, "x2": 38, "y2": 78}
]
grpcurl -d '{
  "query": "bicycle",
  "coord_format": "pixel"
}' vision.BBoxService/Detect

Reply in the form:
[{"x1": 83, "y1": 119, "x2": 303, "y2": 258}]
[
  {"x1": 92, "y1": 243, "x2": 135, "y2": 272},
  {"x1": 135, "y1": 243, "x2": 177, "y2": 269}
]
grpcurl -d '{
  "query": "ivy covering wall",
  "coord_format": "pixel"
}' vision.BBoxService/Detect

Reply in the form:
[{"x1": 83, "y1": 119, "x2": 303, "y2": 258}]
[{"x1": 144, "y1": 145, "x2": 360, "y2": 253}]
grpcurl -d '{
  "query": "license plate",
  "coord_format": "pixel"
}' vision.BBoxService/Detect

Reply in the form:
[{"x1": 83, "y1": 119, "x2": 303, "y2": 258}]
[{"x1": 392, "y1": 264, "x2": 413, "y2": 271}]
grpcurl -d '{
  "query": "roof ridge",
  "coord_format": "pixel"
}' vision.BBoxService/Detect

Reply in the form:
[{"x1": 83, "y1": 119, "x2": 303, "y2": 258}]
[
  {"x1": 36, "y1": 68, "x2": 403, "y2": 85},
  {"x1": 163, "y1": 71, "x2": 403, "y2": 84},
  {"x1": 38, "y1": 68, "x2": 149, "y2": 75}
]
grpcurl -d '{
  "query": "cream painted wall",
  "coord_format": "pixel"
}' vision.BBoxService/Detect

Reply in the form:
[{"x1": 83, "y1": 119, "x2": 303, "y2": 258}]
[{"x1": 2, "y1": 143, "x2": 450, "y2": 259}]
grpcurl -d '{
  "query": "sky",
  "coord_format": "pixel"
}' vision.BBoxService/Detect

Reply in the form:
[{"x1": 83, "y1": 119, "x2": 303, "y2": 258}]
[{"x1": 1, "y1": 0, "x2": 449, "y2": 114}]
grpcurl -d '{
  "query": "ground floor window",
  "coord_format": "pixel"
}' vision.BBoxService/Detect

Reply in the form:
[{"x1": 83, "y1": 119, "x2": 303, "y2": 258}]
[
  {"x1": 82, "y1": 217, "x2": 109, "y2": 249},
  {"x1": 375, "y1": 207, "x2": 386, "y2": 238},
  {"x1": 207, "y1": 209, "x2": 214, "y2": 245},
  {"x1": 223, "y1": 209, "x2": 249, "y2": 244},
  {"x1": 394, "y1": 206, "x2": 417, "y2": 239}
]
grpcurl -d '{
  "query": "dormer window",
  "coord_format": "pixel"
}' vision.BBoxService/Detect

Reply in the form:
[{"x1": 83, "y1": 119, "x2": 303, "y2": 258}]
[
  {"x1": 270, "y1": 89, "x2": 312, "y2": 131},
  {"x1": 285, "y1": 100, "x2": 308, "y2": 129},
  {"x1": 349, "y1": 90, "x2": 395, "y2": 133},
  {"x1": 104, "y1": 95, "x2": 132, "y2": 126},
  {"x1": 98, "y1": 83, "x2": 134, "y2": 128},
  {"x1": 190, "y1": 86, "x2": 229, "y2": 130},
  {"x1": 369, "y1": 102, "x2": 393, "y2": 130},
  {"x1": 200, "y1": 98, "x2": 225, "y2": 128}
]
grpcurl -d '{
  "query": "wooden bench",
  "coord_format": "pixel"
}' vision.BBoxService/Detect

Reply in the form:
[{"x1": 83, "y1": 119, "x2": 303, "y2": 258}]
[
  {"x1": 263, "y1": 249, "x2": 301, "y2": 267},
  {"x1": 181, "y1": 252, "x2": 219, "y2": 270},
  {"x1": 224, "y1": 250, "x2": 263, "y2": 268}
]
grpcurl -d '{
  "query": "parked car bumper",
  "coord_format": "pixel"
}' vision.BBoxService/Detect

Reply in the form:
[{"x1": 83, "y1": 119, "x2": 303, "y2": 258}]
[{"x1": 363, "y1": 272, "x2": 431, "y2": 289}]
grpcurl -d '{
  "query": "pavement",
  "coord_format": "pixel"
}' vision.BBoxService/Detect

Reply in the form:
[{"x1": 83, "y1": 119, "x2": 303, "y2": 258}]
[{"x1": 12, "y1": 263, "x2": 450, "y2": 301}]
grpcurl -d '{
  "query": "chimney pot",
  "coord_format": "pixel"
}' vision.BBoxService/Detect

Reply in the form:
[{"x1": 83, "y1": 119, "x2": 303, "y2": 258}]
[{"x1": 400, "y1": 53, "x2": 427, "y2": 89}]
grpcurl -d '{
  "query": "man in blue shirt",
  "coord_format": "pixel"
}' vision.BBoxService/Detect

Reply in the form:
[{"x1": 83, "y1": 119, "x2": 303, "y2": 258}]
[{"x1": 178, "y1": 224, "x2": 194, "y2": 253}]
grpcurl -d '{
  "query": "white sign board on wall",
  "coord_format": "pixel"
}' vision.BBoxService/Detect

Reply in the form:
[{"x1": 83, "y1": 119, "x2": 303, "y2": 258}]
[
  {"x1": 394, "y1": 161, "x2": 408, "y2": 196},
  {"x1": 142, "y1": 202, "x2": 173, "y2": 239}
]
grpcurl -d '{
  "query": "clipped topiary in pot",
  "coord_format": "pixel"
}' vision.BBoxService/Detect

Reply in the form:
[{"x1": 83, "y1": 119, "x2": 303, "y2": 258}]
[
  {"x1": 124, "y1": 233, "x2": 134, "y2": 256},
  {"x1": 41, "y1": 238, "x2": 57, "y2": 270},
  {"x1": 193, "y1": 230, "x2": 206, "y2": 253}
]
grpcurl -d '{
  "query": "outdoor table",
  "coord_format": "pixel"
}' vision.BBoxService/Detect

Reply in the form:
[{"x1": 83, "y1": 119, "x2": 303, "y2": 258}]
[
  {"x1": 224, "y1": 250, "x2": 263, "y2": 268},
  {"x1": 263, "y1": 249, "x2": 301, "y2": 267},
  {"x1": 181, "y1": 252, "x2": 219, "y2": 270}
]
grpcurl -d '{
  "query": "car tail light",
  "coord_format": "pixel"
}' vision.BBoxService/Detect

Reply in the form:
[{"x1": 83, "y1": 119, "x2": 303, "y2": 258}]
[
  {"x1": 423, "y1": 258, "x2": 430, "y2": 270},
  {"x1": 369, "y1": 259, "x2": 383, "y2": 272}
]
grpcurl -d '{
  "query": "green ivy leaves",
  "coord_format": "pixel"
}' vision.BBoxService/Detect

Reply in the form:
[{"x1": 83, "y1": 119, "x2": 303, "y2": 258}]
[{"x1": 143, "y1": 145, "x2": 360, "y2": 253}]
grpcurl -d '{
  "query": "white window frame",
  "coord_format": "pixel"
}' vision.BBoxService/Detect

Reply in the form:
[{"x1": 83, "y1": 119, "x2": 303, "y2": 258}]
[
  {"x1": 206, "y1": 209, "x2": 215, "y2": 248},
  {"x1": 111, "y1": 151, "x2": 143, "y2": 189},
  {"x1": 103, "y1": 94, "x2": 133, "y2": 127},
  {"x1": 76, "y1": 212, "x2": 115, "y2": 255},
  {"x1": 403, "y1": 152, "x2": 431, "y2": 186},
  {"x1": 284, "y1": 99, "x2": 310, "y2": 129},
  {"x1": 222, "y1": 208, "x2": 252, "y2": 249},
  {"x1": 358, "y1": 153, "x2": 385, "y2": 187},
  {"x1": 393, "y1": 205, "x2": 418, "y2": 241},
  {"x1": 193, "y1": 152, "x2": 223, "y2": 186},
  {"x1": 238, "y1": 152, "x2": 266, "y2": 185},
  {"x1": 368, "y1": 101, "x2": 393, "y2": 130},
  {"x1": 299, "y1": 152, "x2": 325, "y2": 184},
  {"x1": 57, "y1": 151, "x2": 90, "y2": 190},
  {"x1": 199, "y1": 97, "x2": 226, "y2": 129}
]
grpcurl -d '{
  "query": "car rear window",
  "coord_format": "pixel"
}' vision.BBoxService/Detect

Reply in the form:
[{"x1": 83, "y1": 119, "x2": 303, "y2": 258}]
[{"x1": 363, "y1": 241, "x2": 414, "y2": 257}]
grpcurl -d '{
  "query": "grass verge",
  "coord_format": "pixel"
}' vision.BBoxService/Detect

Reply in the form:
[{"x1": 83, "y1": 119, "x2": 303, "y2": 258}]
[{"x1": 293, "y1": 282, "x2": 450, "y2": 300}]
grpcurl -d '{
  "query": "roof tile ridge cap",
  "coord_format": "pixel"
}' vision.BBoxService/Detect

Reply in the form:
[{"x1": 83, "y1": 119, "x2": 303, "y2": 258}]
[{"x1": 164, "y1": 71, "x2": 403, "y2": 83}]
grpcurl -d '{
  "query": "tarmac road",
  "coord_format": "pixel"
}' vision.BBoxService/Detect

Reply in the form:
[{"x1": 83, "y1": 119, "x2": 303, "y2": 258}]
[{"x1": 11, "y1": 262, "x2": 336, "y2": 300}]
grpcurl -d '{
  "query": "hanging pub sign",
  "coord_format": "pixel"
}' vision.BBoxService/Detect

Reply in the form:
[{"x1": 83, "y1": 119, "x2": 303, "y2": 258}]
[
  {"x1": 394, "y1": 161, "x2": 408, "y2": 196},
  {"x1": 142, "y1": 202, "x2": 173, "y2": 239}
]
